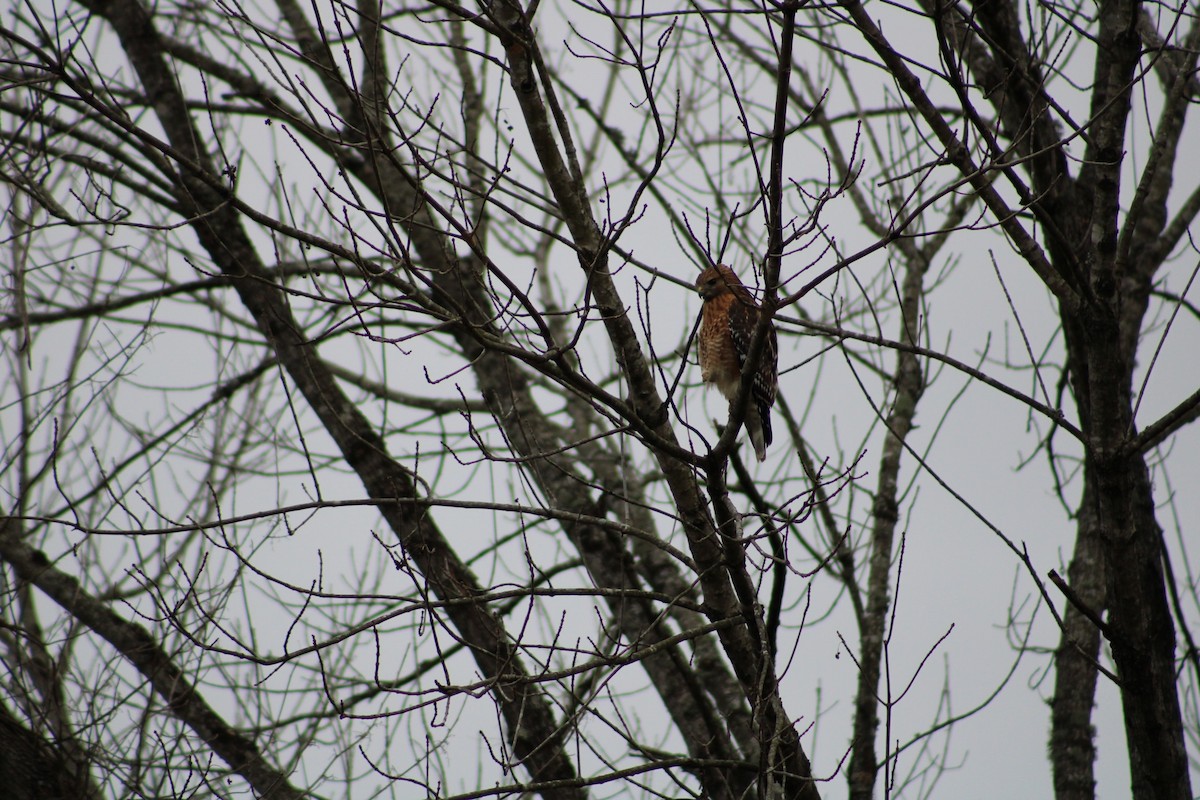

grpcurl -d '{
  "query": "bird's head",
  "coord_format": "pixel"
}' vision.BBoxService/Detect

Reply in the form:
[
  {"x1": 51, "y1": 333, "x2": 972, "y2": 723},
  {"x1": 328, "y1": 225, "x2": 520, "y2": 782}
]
[{"x1": 695, "y1": 263, "x2": 742, "y2": 300}]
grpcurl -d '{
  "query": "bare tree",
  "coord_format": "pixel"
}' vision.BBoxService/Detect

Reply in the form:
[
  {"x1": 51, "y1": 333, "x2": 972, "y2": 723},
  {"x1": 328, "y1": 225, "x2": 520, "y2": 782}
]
[{"x1": 0, "y1": 1, "x2": 1197, "y2": 799}]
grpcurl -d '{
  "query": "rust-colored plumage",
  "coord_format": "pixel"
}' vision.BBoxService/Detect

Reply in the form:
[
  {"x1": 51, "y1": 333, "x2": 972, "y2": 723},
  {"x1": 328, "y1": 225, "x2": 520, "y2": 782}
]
[{"x1": 695, "y1": 263, "x2": 779, "y2": 461}]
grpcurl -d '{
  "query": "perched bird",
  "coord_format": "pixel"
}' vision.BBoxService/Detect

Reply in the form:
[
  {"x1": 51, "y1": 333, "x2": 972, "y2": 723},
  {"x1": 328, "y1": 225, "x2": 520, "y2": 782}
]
[{"x1": 695, "y1": 263, "x2": 779, "y2": 462}]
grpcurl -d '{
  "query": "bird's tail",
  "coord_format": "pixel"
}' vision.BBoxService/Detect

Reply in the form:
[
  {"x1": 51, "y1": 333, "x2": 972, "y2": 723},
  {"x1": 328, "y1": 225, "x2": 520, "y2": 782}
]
[{"x1": 748, "y1": 403, "x2": 771, "y2": 462}]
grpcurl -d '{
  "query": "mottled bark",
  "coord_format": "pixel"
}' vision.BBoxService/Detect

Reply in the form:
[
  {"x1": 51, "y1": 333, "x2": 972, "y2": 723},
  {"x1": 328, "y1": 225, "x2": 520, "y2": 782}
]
[
  {"x1": 63, "y1": 1, "x2": 588, "y2": 796},
  {"x1": 0, "y1": 516, "x2": 302, "y2": 800},
  {"x1": 846, "y1": 250, "x2": 927, "y2": 800},
  {"x1": 844, "y1": 0, "x2": 1196, "y2": 797},
  {"x1": 0, "y1": 702, "x2": 99, "y2": 800},
  {"x1": 1049, "y1": 491, "x2": 1105, "y2": 800},
  {"x1": 486, "y1": 3, "x2": 819, "y2": 797}
]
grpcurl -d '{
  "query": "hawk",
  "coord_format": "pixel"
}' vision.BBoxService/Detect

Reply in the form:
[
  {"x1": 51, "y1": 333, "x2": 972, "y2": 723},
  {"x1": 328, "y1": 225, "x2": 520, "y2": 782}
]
[{"x1": 695, "y1": 263, "x2": 779, "y2": 462}]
